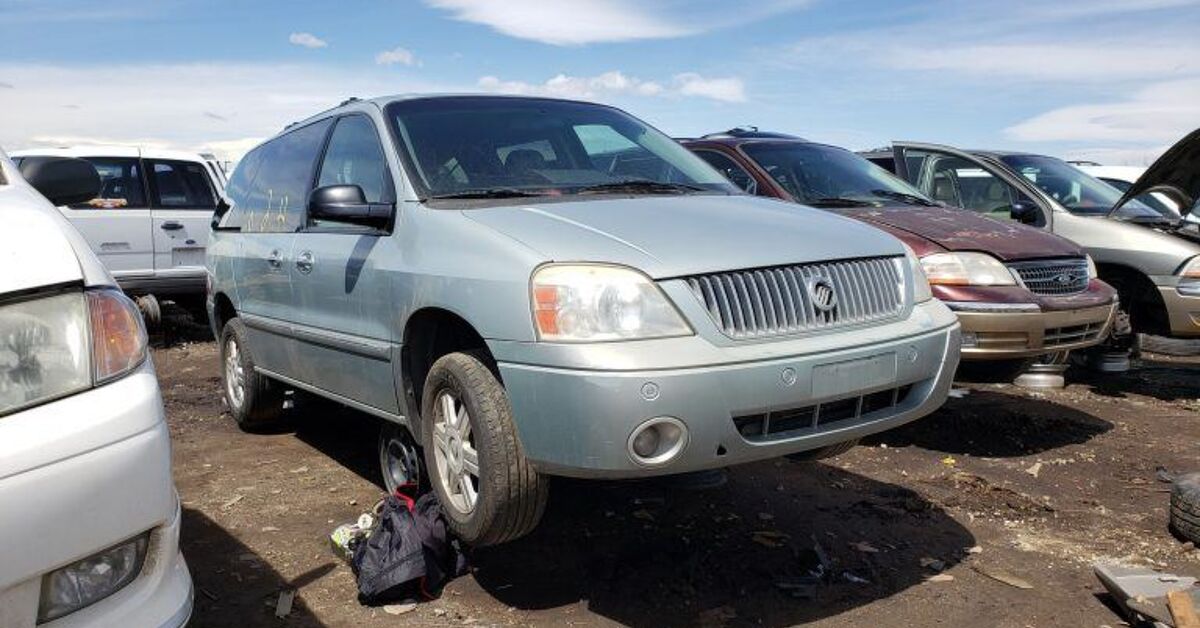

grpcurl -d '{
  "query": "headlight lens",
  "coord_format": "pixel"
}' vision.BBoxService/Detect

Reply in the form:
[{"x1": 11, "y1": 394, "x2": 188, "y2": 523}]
[
  {"x1": 920, "y1": 252, "x2": 1016, "y2": 287},
  {"x1": 0, "y1": 289, "x2": 147, "y2": 417},
  {"x1": 1086, "y1": 255, "x2": 1098, "y2": 279},
  {"x1": 532, "y1": 264, "x2": 692, "y2": 341},
  {"x1": 903, "y1": 245, "x2": 933, "y2": 303},
  {"x1": 38, "y1": 533, "x2": 149, "y2": 623}
]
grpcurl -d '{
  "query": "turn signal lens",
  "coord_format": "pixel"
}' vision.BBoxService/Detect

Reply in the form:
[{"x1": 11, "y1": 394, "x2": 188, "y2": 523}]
[{"x1": 87, "y1": 290, "x2": 147, "y2": 383}]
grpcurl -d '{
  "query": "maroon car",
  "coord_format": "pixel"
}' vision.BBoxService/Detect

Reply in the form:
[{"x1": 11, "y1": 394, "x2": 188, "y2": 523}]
[{"x1": 682, "y1": 130, "x2": 1118, "y2": 364}]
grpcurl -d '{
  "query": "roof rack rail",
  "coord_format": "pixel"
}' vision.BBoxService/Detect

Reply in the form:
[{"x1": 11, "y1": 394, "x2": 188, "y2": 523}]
[{"x1": 339, "y1": 97, "x2": 361, "y2": 106}]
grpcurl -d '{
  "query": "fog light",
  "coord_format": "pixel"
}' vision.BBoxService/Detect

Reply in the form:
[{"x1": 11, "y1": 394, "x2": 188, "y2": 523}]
[
  {"x1": 627, "y1": 417, "x2": 688, "y2": 466},
  {"x1": 38, "y1": 533, "x2": 149, "y2": 623},
  {"x1": 961, "y1": 331, "x2": 978, "y2": 348}
]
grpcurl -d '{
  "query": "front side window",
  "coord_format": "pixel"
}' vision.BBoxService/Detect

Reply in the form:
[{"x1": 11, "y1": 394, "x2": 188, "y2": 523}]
[
  {"x1": 694, "y1": 149, "x2": 757, "y2": 194},
  {"x1": 741, "y1": 142, "x2": 932, "y2": 208},
  {"x1": 999, "y1": 155, "x2": 1160, "y2": 220},
  {"x1": 242, "y1": 119, "x2": 333, "y2": 232},
  {"x1": 147, "y1": 159, "x2": 217, "y2": 209},
  {"x1": 317, "y1": 115, "x2": 393, "y2": 204},
  {"x1": 904, "y1": 150, "x2": 1033, "y2": 222},
  {"x1": 385, "y1": 97, "x2": 735, "y2": 201},
  {"x1": 73, "y1": 157, "x2": 146, "y2": 209}
]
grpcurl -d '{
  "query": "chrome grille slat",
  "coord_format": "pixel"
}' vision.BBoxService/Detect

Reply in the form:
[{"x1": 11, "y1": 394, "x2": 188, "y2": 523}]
[
  {"x1": 685, "y1": 257, "x2": 907, "y2": 339},
  {"x1": 1008, "y1": 258, "x2": 1089, "y2": 296}
]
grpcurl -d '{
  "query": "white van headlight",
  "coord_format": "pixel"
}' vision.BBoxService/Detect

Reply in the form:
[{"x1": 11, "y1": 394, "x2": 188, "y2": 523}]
[
  {"x1": 531, "y1": 264, "x2": 693, "y2": 342},
  {"x1": 920, "y1": 252, "x2": 1016, "y2": 287},
  {"x1": 0, "y1": 288, "x2": 147, "y2": 417}
]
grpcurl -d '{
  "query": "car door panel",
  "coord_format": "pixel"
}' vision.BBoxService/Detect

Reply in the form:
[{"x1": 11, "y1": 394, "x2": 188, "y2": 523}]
[
  {"x1": 57, "y1": 157, "x2": 154, "y2": 281},
  {"x1": 147, "y1": 159, "x2": 220, "y2": 279}
]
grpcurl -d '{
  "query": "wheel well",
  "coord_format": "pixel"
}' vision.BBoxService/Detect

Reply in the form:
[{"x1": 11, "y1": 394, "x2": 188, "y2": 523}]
[
  {"x1": 401, "y1": 308, "x2": 495, "y2": 433},
  {"x1": 1096, "y1": 263, "x2": 1169, "y2": 334},
  {"x1": 212, "y1": 292, "x2": 237, "y2": 335}
]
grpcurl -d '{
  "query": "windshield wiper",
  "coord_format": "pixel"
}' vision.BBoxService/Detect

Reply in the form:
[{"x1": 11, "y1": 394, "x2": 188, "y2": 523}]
[
  {"x1": 427, "y1": 187, "x2": 552, "y2": 200},
  {"x1": 805, "y1": 197, "x2": 879, "y2": 208},
  {"x1": 869, "y1": 189, "x2": 938, "y2": 207},
  {"x1": 574, "y1": 180, "x2": 707, "y2": 195}
]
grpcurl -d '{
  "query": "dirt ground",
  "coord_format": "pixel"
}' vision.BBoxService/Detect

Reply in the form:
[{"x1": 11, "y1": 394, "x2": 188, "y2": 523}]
[{"x1": 158, "y1": 328, "x2": 1200, "y2": 627}]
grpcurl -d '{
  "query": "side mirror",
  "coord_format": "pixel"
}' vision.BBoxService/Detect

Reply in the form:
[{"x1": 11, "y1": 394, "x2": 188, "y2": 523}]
[
  {"x1": 1010, "y1": 200, "x2": 1039, "y2": 224},
  {"x1": 308, "y1": 184, "x2": 394, "y2": 229},
  {"x1": 17, "y1": 156, "x2": 102, "y2": 207}
]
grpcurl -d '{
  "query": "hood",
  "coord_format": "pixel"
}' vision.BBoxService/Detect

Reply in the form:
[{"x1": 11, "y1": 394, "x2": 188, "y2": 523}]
[
  {"x1": 841, "y1": 205, "x2": 1080, "y2": 261},
  {"x1": 1111, "y1": 127, "x2": 1200, "y2": 217},
  {"x1": 464, "y1": 194, "x2": 905, "y2": 278},
  {"x1": 0, "y1": 190, "x2": 85, "y2": 293}
]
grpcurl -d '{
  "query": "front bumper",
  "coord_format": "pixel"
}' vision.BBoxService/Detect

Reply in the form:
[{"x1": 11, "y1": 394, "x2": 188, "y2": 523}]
[
  {"x1": 1157, "y1": 286, "x2": 1200, "y2": 337},
  {"x1": 0, "y1": 365, "x2": 192, "y2": 628},
  {"x1": 493, "y1": 300, "x2": 960, "y2": 479},
  {"x1": 946, "y1": 302, "x2": 1117, "y2": 359}
]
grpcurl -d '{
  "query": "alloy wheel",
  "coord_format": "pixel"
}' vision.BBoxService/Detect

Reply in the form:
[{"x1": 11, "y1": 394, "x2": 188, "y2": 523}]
[{"x1": 431, "y1": 390, "x2": 480, "y2": 514}]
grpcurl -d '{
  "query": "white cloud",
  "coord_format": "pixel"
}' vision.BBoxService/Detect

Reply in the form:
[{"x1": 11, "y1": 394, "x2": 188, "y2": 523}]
[
  {"x1": 424, "y1": 0, "x2": 809, "y2": 45},
  {"x1": 375, "y1": 47, "x2": 417, "y2": 66},
  {"x1": 885, "y1": 43, "x2": 1200, "y2": 83},
  {"x1": 288, "y1": 32, "x2": 328, "y2": 49},
  {"x1": 477, "y1": 70, "x2": 743, "y2": 103},
  {"x1": 0, "y1": 63, "x2": 448, "y2": 162},
  {"x1": 1006, "y1": 78, "x2": 1200, "y2": 144}
]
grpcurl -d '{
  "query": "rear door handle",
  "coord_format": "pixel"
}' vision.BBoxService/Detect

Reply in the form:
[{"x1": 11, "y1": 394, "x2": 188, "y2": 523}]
[
  {"x1": 160, "y1": 221, "x2": 184, "y2": 231},
  {"x1": 267, "y1": 249, "x2": 283, "y2": 269},
  {"x1": 295, "y1": 251, "x2": 315, "y2": 274}
]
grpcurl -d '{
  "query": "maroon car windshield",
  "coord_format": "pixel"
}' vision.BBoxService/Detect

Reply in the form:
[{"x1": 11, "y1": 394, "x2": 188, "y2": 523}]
[{"x1": 742, "y1": 142, "x2": 936, "y2": 209}]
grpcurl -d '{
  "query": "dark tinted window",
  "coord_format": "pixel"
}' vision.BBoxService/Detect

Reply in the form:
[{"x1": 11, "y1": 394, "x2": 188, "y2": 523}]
[
  {"x1": 317, "y1": 116, "x2": 392, "y2": 204},
  {"x1": 741, "y1": 143, "x2": 930, "y2": 207},
  {"x1": 217, "y1": 146, "x2": 265, "y2": 229},
  {"x1": 242, "y1": 119, "x2": 333, "y2": 233},
  {"x1": 386, "y1": 97, "x2": 733, "y2": 199},
  {"x1": 694, "y1": 149, "x2": 757, "y2": 194},
  {"x1": 148, "y1": 159, "x2": 217, "y2": 209},
  {"x1": 72, "y1": 157, "x2": 146, "y2": 209}
]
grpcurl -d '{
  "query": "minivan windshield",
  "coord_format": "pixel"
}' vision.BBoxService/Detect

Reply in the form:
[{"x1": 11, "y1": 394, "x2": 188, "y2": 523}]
[
  {"x1": 998, "y1": 155, "x2": 1163, "y2": 221},
  {"x1": 741, "y1": 142, "x2": 937, "y2": 208},
  {"x1": 385, "y1": 97, "x2": 737, "y2": 200}
]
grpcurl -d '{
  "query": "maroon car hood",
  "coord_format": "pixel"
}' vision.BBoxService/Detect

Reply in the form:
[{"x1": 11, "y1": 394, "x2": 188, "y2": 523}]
[{"x1": 841, "y1": 206, "x2": 1079, "y2": 261}]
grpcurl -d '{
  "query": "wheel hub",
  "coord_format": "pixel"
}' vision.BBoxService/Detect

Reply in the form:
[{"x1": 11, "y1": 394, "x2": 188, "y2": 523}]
[{"x1": 224, "y1": 337, "x2": 245, "y2": 409}]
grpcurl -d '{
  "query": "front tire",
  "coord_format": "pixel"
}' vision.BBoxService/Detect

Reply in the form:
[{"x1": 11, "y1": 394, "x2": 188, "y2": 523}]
[
  {"x1": 220, "y1": 318, "x2": 286, "y2": 431},
  {"x1": 421, "y1": 352, "x2": 547, "y2": 546},
  {"x1": 786, "y1": 439, "x2": 859, "y2": 462}
]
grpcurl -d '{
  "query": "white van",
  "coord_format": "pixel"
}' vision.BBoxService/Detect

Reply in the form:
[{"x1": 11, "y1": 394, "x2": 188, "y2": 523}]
[
  {"x1": 0, "y1": 148, "x2": 192, "y2": 627},
  {"x1": 10, "y1": 146, "x2": 226, "y2": 321}
]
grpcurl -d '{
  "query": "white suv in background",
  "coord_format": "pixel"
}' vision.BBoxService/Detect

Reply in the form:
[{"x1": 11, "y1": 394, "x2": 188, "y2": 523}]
[
  {"x1": 10, "y1": 146, "x2": 227, "y2": 322},
  {"x1": 0, "y1": 149, "x2": 192, "y2": 627}
]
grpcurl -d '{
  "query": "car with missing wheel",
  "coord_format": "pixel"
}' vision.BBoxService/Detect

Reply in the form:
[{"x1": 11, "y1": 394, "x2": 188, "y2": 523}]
[
  {"x1": 682, "y1": 130, "x2": 1117, "y2": 369},
  {"x1": 0, "y1": 149, "x2": 192, "y2": 626},
  {"x1": 863, "y1": 129, "x2": 1200, "y2": 355},
  {"x1": 10, "y1": 146, "x2": 228, "y2": 325},
  {"x1": 206, "y1": 95, "x2": 961, "y2": 546}
]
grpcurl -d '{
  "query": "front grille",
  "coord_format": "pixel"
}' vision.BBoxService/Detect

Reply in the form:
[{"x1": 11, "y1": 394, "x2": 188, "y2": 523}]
[
  {"x1": 1008, "y1": 258, "x2": 1090, "y2": 295},
  {"x1": 733, "y1": 385, "x2": 914, "y2": 442},
  {"x1": 1045, "y1": 322, "x2": 1105, "y2": 348},
  {"x1": 685, "y1": 257, "x2": 906, "y2": 339}
]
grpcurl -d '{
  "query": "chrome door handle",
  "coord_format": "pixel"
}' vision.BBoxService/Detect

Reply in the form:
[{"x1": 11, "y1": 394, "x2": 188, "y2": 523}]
[
  {"x1": 266, "y1": 250, "x2": 283, "y2": 269},
  {"x1": 295, "y1": 251, "x2": 315, "y2": 274}
]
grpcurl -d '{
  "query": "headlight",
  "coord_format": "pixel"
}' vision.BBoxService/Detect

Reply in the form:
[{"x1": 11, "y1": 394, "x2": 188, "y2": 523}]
[
  {"x1": 38, "y1": 533, "x2": 149, "y2": 623},
  {"x1": 902, "y1": 245, "x2": 933, "y2": 303},
  {"x1": 920, "y1": 252, "x2": 1016, "y2": 287},
  {"x1": 0, "y1": 289, "x2": 147, "y2": 417},
  {"x1": 1086, "y1": 255, "x2": 1098, "y2": 279},
  {"x1": 531, "y1": 264, "x2": 692, "y2": 342}
]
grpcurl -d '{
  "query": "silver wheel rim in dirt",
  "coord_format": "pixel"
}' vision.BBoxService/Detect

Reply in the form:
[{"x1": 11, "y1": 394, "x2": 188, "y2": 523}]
[
  {"x1": 431, "y1": 390, "x2": 480, "y2": 514},
  {"x1": 224, "y1": 337, "x2": 246, "y2": 410}
]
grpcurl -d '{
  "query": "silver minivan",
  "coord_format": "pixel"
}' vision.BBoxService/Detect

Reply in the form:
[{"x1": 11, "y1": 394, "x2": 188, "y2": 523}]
[{"x1": 207, "y1": 95, "x2": 961, "y2": 545}]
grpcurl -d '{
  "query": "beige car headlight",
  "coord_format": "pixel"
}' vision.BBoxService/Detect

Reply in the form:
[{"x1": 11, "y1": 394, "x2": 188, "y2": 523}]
[
  {"x1": 920, "y1": 252, "x2": 1016, "y2": 287},
  {"x1": 531, "y1": 264, "x2": 693, "y2": 342}
]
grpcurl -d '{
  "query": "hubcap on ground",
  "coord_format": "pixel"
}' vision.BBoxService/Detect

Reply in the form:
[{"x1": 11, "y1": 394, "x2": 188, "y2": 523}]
[
  {"x1": 224, "y1": 337, "x2": 245, "y2": 410},
  {"x1": 381, "y1": 428, "x2": 422, "y2": 493},
  {"x1": 431, "y1": 390, "x2": 479, "y2": 514}
]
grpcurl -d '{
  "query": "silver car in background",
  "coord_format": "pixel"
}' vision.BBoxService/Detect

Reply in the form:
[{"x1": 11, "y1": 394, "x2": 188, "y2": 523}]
[{"x1": 207, "y1": 95, "x2": 961, "y2": 545}]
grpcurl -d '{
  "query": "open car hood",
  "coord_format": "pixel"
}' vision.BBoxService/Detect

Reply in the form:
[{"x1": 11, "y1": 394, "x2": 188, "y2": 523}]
[{"x1": 1111, "y1": 127, "x2": 1200, "y2": 217}]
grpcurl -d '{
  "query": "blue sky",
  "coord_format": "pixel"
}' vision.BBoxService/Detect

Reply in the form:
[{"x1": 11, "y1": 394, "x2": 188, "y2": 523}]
[{"x1": 2, "y1": 0, "x2": 1198, "y2": 164}]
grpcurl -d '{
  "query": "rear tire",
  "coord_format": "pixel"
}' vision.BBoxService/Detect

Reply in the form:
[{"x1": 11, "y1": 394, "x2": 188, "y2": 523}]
[
  {"x1": 421, "y1": 352, "x2": 547, "y2": 546},
  {"x1": 220, "y1": 318, "x2": 287, "y2": 431},
  {"x1": 786, "y1": 439, "x2": 859, "y2": 462},
  {"x1": 1138, "y1": 333, "x2": 1200, "y2": 357},
  {"x1": 1170, "y1": 473, "x2": 1200, "y2": 544}
]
